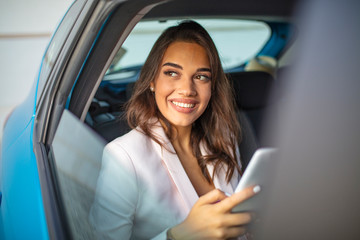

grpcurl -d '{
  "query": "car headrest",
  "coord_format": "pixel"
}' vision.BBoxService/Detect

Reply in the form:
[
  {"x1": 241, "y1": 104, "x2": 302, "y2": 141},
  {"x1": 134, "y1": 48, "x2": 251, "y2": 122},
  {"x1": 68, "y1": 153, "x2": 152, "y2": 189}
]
[
  {"x1": 245, "y1": 56, "x2": 277, "y2": 77},
  {"x1": 228, "y1": 71, "x2": 274, "y2": 110}
]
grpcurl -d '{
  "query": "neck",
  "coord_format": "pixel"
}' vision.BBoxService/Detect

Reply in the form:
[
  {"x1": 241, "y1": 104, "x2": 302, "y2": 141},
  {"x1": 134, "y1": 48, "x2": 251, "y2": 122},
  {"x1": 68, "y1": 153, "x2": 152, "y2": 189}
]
[
  {"x1": 171, "y1": 125, "x2": 192, "y2": 153},
  {"x1": 158, "y1": 118, "x2": 193, "y2": 153}
]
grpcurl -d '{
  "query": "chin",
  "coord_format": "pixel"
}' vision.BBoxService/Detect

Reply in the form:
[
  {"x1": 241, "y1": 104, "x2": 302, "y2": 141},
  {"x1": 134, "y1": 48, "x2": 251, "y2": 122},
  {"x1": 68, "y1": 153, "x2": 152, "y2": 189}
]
[{"x1": 169, "y1": 119, "x2": 196, "y2": 128}]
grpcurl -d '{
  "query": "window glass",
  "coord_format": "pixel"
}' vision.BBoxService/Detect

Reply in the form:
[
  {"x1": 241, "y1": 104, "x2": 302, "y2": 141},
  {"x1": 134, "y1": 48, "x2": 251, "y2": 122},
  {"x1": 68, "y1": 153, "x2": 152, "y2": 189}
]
[
  {"x1": 106, "y1": 19, "x2": 270, "y2": 77},
  {"x1": 36, "y1": 0, "x2": 84, "y2": 105},
  {"x1": 51, "y1": 110, "x2": 106, "y2": 239}
]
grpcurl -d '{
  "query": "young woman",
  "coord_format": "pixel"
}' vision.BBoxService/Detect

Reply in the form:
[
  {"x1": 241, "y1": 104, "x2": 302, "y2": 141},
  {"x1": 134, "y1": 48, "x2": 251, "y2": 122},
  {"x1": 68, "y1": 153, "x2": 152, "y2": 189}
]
[{"x1": 90, "y1": 20, "x2": 259, "y2": 240}]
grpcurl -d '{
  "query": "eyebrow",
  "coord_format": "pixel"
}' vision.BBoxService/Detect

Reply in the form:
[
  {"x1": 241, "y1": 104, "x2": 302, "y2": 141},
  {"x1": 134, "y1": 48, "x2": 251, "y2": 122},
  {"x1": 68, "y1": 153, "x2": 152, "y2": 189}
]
[
  {"x1": 162, "y1": 62, "x2": 211, "y2": 72},
  {"x1": 197, "y1": 67, "x2": 211, "y2": 72},
  {"x1": 162, "y1": 62, "x2": 183, "y2": 69}
]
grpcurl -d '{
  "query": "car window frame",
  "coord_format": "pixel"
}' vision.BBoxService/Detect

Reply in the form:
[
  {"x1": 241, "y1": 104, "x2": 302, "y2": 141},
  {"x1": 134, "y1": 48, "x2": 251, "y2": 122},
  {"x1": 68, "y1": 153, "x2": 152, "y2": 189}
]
[
  {"x1": 35, "y1": 0, "x2": 85, "y2": 107},
  {"x1": 66, "y1": 0, "x2": 166, "y2": 122},
  {"x1": 32, "y1": 0, "x2": 100, "y2": 238},
  {"x1": 34, "y1": 0, "x2": 97, "y2": 144}
]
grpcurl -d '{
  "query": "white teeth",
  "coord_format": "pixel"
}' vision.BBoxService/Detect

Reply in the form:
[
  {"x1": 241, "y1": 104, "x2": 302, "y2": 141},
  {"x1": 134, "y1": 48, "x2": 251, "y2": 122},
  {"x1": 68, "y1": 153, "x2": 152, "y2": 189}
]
[{"x1": 172, "y1": 101, "x2": 195, "y2": 108}]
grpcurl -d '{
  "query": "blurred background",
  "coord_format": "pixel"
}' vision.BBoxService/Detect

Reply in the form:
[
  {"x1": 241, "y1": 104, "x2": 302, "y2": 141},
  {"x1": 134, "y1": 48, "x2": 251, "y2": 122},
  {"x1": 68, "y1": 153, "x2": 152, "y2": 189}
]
[{"x1": 0, "y1": 0, "x2": 73, "y2": 141}]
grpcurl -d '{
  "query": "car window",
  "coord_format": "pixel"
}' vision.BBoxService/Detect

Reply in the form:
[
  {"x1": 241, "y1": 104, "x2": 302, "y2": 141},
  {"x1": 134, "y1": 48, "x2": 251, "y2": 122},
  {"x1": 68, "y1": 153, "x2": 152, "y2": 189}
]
[
  {"x1": 106, "y1": 19, "x2": 270, "y2": 76},
  {"x1": 50, "y1": 110, "x2": 106, "y2": 239},
  {"x1": 36, "y1": 0, "x2": 85, "y2": 106},
  {"x1": 51, "y1": 110, "x2": 165, "y2": 239}
]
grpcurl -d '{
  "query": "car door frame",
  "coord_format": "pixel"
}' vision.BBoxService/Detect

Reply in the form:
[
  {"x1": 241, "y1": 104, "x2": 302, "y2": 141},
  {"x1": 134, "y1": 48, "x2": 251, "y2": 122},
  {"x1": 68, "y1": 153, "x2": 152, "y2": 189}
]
[{"x1": 32, "y1": 0, "x2": 167, "y2": 238}]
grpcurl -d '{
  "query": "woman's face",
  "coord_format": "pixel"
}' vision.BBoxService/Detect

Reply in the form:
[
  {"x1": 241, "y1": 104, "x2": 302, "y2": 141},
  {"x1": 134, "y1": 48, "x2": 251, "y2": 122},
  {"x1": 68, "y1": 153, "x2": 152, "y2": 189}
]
[{"x1": 151, "y1": 41, "x2": 212, "y2": 130}]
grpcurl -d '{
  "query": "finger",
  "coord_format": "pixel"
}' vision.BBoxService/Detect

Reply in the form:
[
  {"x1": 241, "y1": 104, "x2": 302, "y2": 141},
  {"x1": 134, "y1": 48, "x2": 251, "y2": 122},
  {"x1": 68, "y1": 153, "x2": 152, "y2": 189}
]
[
  {"x1": 221, "y1": 212, "x2": 253, "y2": 227},
  {"x1": 196, "y1": 189, "x2": 227, "y2": 206},
  {"x1": 218, "y1": 185, "x2": 261, "y2": 212}
]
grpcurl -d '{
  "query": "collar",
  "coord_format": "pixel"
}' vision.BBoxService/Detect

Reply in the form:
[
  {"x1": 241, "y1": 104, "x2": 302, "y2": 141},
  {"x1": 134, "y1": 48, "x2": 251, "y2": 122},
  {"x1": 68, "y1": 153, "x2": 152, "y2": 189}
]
[{"x1": 147, "y1": 122, "x2": 238, "y2": 213}]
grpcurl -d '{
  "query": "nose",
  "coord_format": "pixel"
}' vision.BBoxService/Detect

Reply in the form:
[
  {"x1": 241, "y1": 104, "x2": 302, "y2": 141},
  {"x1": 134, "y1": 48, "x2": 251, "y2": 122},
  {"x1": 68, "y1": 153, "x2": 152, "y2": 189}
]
[{"x1": 178, "y1": 76, "x2": 196, "y2": 96}]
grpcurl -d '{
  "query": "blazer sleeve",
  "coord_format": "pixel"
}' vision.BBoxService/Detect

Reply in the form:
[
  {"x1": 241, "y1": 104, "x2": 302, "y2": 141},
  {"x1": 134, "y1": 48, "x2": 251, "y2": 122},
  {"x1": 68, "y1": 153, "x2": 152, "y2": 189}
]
[{"x1": 89, "y1": 143, "x2": 139, "y2": 240}]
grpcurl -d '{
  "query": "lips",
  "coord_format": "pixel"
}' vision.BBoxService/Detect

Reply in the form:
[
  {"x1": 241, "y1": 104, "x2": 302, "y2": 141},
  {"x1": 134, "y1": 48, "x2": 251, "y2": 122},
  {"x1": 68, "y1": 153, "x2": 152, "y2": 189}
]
[
  {"x1": 169, "y1": 98, "x2": 199, "y2": 113},
  {"x1": 171, "y1": 101, "x2": 195, "y2": 108}
]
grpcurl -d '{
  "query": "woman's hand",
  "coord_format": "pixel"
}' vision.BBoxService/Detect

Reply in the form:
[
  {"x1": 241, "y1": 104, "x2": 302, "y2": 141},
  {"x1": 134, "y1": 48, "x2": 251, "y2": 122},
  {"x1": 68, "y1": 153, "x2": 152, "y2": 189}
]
[{"x1": 169, "y1": 186, "x2": 260, "y2": 240}]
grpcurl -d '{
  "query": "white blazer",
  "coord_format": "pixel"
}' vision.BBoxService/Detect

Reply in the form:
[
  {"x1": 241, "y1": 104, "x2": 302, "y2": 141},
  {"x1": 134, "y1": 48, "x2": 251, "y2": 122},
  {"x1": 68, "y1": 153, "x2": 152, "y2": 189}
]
[{"x1": 90, "y1": 124, "x2": 240, "y2": 240}]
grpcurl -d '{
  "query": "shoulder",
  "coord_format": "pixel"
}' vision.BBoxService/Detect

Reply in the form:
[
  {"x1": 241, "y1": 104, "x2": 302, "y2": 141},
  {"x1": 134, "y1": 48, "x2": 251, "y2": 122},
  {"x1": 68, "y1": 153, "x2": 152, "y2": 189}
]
[
  {"x1": 109, "y1": 128, "x2": 149, "y2": 147},
  {"x1": 105, "y1": 128, "x2": 157, "y2": 161},
  {"x1": 100, "y1": 129, "x2": 150, "y2": 179}
]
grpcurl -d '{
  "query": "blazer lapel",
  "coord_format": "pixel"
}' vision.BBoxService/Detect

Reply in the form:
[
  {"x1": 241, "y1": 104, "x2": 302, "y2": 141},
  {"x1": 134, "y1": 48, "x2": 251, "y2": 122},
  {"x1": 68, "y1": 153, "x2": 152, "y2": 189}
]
[
  {"x1": 151, "y1": 125, "x2": 199, "y2": 213},
  {"x1": 149, "y1": 123, "x2": 240, "y2": 213}
]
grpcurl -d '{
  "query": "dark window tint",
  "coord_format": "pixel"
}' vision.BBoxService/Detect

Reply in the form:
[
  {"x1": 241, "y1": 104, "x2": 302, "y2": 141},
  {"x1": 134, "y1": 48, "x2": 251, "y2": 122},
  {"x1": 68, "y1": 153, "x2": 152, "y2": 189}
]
[{"x1": 51, "y1": 110, "x2": 105, "y2": 239}]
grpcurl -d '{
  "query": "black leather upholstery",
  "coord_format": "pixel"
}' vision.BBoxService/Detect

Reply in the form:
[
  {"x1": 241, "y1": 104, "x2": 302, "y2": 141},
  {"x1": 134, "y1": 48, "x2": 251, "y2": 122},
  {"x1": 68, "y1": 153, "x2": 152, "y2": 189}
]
[{"x1": 228, "y1": 71, "x2": 274, "y2": 110}]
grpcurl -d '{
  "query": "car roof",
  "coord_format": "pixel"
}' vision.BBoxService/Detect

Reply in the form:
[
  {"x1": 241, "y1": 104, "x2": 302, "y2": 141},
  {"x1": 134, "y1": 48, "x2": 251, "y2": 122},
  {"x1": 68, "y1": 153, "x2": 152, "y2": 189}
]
[{"x1": 143, "y1": 0, "x2": 297, "y2": 21}]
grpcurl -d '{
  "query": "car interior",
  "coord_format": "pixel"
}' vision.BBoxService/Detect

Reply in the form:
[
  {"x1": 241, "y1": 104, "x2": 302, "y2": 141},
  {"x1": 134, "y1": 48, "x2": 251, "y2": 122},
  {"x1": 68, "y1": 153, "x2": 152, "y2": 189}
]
[{"x1": 84, "y1": 19, "x2": 294, "y2": 169}]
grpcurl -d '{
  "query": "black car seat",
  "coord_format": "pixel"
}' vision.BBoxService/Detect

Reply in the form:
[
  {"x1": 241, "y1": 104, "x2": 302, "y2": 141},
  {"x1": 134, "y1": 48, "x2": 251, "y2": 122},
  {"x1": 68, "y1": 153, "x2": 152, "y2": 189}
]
[
  {"x1": 229, "y1": 71, "x2": 274, "y2": 139},
  {"x1": 228, "y1": 71, "x2": 275, "y2": 168}
]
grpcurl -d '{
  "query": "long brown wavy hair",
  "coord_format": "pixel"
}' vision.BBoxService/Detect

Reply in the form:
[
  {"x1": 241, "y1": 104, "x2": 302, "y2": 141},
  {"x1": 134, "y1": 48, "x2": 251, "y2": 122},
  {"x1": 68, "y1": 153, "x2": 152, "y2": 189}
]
[{"x1": 126, "y1": 20, "x2": 242, "y2": 183}]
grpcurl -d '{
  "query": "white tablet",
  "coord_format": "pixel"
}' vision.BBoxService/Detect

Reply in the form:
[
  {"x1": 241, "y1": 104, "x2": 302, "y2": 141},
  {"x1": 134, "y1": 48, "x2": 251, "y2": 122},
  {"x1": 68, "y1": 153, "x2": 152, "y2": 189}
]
[{"x1": 232, "y1": 148, "x2": 278, "y2": 213}]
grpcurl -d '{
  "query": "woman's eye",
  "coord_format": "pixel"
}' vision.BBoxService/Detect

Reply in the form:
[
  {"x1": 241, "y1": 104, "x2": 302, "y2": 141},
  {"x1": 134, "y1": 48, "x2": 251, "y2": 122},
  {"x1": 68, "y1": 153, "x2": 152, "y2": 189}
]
[
  {"x1": 164, "y1": 71, "x2": 178, "y2": 77},
  {"x1": 195, "y1": 74, "x2": 211, "y2": 81}
]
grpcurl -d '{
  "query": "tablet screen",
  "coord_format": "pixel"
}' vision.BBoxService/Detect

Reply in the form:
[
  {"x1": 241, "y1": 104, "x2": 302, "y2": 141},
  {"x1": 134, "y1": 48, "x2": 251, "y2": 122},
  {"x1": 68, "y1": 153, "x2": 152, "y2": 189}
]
[{"x1": 232, "y1": 148, "x2": 278, "y2": 213}]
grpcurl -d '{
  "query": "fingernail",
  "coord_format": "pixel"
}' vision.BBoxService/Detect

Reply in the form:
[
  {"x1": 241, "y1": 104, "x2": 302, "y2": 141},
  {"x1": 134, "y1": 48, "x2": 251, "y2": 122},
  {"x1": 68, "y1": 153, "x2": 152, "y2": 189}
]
[{"x1": 253, "y1": 185, "x2": 261, "y2": 193}]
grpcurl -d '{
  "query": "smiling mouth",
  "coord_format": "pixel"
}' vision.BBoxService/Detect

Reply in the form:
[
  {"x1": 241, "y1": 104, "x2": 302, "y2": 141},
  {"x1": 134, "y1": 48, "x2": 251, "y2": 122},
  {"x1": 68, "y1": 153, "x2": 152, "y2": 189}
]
[{"x1": 171, "y1": 101, "x2": 195, "y2": 108}]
